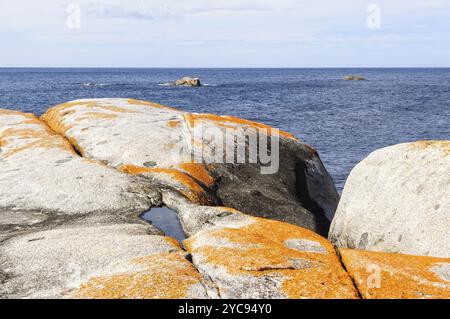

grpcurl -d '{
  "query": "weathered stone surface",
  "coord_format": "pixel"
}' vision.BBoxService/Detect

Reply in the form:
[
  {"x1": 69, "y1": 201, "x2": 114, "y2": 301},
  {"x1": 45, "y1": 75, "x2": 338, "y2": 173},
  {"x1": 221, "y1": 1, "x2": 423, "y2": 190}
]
[
  {"x1": 3, "y1": 103, "x2": 446, "y2": 300},
  {"x1": 42, "y1": 98, "x2": 340, "y2": 235},
  {"x1": 73, "y1": 251, "x2": 213, "y2": 299},
  {"x1": 2, "y1": 108, "x2": 446, "y2": 299},
  {"x1": 0, "y1": 225, "x2": 211, "y2": 298},
  {"x1": 340, "y1": 249, "x2": 450, "y2": 299},
  {"x1": 0, "y1": 109, "x2": 156, "y2": 222},
  {"x1": 182, "y1": 208, "x2": 359, "y2": 299},
  {"x1": 329, "y1": 141, "x2": 450, "y2": 258},
  {"x1": 0, "y1": 109, "x2": 210, "y2": 299}
]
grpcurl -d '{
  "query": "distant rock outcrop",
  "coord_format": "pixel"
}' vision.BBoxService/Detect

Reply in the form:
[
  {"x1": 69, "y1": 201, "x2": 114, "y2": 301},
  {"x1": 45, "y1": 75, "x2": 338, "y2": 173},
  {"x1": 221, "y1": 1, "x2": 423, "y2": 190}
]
[
  {"x1": 343, "y1": 75, "x2": 366, "y2": 81},
  {"x1": 174, "y1": 77, "x2": 202, "y2": 87},
  {"x1": 329, "y1": 141, "x2": 450, "y2": 258}
]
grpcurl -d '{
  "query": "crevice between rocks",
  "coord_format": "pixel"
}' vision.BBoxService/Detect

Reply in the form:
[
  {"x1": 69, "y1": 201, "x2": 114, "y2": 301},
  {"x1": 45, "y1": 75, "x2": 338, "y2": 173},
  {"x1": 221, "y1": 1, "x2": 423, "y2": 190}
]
[
  {"x1": 295, "y1": 161, "x2": 331, "y2": 237},
  {"x1": 71, "y1": 145, "x2": 83, "y2": 157},
  {"x1": 334, "y1": 247, "x2": 363, "y2": 299}
]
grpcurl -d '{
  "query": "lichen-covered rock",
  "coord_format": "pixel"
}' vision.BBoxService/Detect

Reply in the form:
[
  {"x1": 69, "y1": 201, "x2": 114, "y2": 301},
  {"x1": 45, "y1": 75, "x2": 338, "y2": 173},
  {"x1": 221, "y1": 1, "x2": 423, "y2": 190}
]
[
  {"x1": 73, "y1": 251, "x2": 212, "y2": 299},
  {"x1": 0, "y1": 224, "x2": 211, "y2": 298},
  {"x1": 2, "y1": 107, "x2": 446, "y2": 299},
  {"x1": 340, "y1": 249, "x2": 450, "y2": 299},
  {"x1": 329, "y1": 141, "x2": 450, "y2": 258},
  {"x1": 0, "y1": 109, "x2": 155, "y2": 221},
  {"x1": 41, "y1": 98, "x2": 340, "y2": 235},
  {"x1": 183, "y1": 210, "x2": 359, "y2": 299},
  {"x1": 0, "y1": 109, "x2": 211, "y2": 299}
]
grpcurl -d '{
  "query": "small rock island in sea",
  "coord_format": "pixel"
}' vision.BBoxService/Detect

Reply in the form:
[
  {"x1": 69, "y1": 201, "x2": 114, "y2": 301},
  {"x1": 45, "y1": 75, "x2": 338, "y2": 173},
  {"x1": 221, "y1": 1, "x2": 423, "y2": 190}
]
[
  {"x1": 0, "y1": 98, "x2": 448, "y2": 299},
  {"x1": 343, "y1": 75, "x2": 366, "y2": 81},
  {"x1": 162, "y1": 77, "x2": 202, "y2": 87}
]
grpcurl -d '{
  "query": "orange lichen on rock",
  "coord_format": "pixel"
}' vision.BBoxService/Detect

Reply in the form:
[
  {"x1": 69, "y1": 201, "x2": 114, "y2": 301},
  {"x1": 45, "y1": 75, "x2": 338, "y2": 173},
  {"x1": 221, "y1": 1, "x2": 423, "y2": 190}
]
[
  {"x1": 76, "y1": 112, "x2": 118, "y2": 121},
  {"x1": 178, "y1": 163, "x2": 216, "y2": 187},
  {"x1": 118, "y1": 164, "x2": 211, "y2": 205},
  {"x1": 127, "y1": 98, "x2": 182, "y2": 112},
  {"x1": 41, "y1": 100, "x2": 182, "y2": 147},
  {"x1": 45, "y1": 100, "x2": 139, "y2": 115},
  {"x1": 0, "y1": 109, "x2": 35, "y2": 117},
  {"x1": 96, "y1": 105, "x2": 139, "y2": 114},
  {"x1": 41, "y1": 100, "x2": 140, "y2": 135},
  {"x1": 38, "y1": 108, "x2": 87, "y2": 156},
  {"x1": 1, "y1": 138, "x2": 75, "y2": 158},
  {"x1": 183, "y1": 113, "x2": 298, "y2": 140},
  {"x1": 41, "y1": 101, "x2": 95, "y2": 121},
  {"x1": 167, "y1": 120, "x2": 182, "y2": 128},
  {"x1": 40, "y1": 105, "x2": 75, "y2": 136},
  {"x1": 73, "y1": 252, "x2": 205, "y2": 299},
  {"x1": 407, "y1": 140, "x2": 450, "y2": 156},
  {"x1": 184, "y1": 217, "x2": 359, "y2": 299},
  {"x1": 0, "y1": 113, "x2": 76, "y2": 157},
  {"x1": 1, "y1": 128, "x2": 53, "y2": 143},
  {"x1": 339, "y1": 249, "x2": 450, "y2": 299}
]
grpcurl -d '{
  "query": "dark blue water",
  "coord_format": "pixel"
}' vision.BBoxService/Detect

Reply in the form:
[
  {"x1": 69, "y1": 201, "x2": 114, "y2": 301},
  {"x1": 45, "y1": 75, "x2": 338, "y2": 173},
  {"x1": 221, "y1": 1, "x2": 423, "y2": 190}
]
[
  {"x1": 142, "y1": 207, "x2": 187, "y2": 244},
  {"x1": 1, "y1": 68, "x2": 449, "y2": 191}
]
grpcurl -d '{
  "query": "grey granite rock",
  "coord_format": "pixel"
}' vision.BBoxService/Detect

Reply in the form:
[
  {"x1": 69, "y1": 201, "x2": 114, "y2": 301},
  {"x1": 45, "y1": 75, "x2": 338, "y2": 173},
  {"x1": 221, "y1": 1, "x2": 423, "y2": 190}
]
[
  {"x1": 329, "y1": 141, "x2": 450, "y2": 258},
  {"x1": 42, "y1": 98, "x2": 340, "y2": 236}
]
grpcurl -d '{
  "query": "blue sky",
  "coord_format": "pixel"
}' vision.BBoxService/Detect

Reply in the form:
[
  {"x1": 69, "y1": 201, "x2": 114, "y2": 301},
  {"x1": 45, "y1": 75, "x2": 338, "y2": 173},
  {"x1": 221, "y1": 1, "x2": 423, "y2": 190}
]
[{"x1": 1, "y1": 0, "x2": 449, "y2": 67}]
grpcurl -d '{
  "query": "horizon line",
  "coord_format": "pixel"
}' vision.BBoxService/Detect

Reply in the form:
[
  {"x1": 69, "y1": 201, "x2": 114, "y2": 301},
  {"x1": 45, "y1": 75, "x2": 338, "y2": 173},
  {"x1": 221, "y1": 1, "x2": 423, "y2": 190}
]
[{"x1": 1, "y1": 66, "x2": 450, "y2": 69}]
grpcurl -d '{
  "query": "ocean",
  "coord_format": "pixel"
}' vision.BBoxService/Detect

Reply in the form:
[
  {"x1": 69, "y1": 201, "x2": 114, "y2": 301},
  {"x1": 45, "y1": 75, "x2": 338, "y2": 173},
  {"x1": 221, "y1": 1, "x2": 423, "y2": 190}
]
[{"x1": 0, "y1": 68, "x2": 449, "y2": 192}]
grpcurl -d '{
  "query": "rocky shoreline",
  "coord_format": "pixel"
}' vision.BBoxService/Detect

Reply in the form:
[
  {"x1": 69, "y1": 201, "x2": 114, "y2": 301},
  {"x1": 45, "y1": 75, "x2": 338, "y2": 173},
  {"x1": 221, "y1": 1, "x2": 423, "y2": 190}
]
[{"x1": 0, "y1": 99, "x2": 448, "y2": 299}]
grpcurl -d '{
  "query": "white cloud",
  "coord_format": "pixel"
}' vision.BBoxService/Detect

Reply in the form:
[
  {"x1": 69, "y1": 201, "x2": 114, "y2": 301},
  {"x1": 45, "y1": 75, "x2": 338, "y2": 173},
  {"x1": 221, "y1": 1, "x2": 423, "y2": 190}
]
[{"x1": 0, "y1": 0, "x2": 449, "y2": 66}]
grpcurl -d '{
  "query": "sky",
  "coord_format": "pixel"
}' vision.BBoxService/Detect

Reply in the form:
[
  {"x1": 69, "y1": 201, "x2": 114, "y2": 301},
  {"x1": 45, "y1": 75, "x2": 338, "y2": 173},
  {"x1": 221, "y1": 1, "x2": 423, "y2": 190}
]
[{"x1": 1, "y1": 0, "x2": 450, "y2": 67}]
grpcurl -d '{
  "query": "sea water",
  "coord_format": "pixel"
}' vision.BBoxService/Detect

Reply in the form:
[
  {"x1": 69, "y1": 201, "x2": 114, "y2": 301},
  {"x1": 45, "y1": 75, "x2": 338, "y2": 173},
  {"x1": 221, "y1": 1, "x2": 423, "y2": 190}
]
[{"x1": 1, "y1": 67, "x2": 449, "y2": 191}]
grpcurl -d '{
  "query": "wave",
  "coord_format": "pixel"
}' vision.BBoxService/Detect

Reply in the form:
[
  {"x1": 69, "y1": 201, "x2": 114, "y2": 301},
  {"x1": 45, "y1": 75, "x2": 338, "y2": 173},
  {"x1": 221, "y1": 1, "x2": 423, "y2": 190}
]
[
  {"x1": 82, "y1": 82, "x2": 110, "y2": 87},
  {"x1": 158, "y1": 82, "x2": 214, "y2": 87}
]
